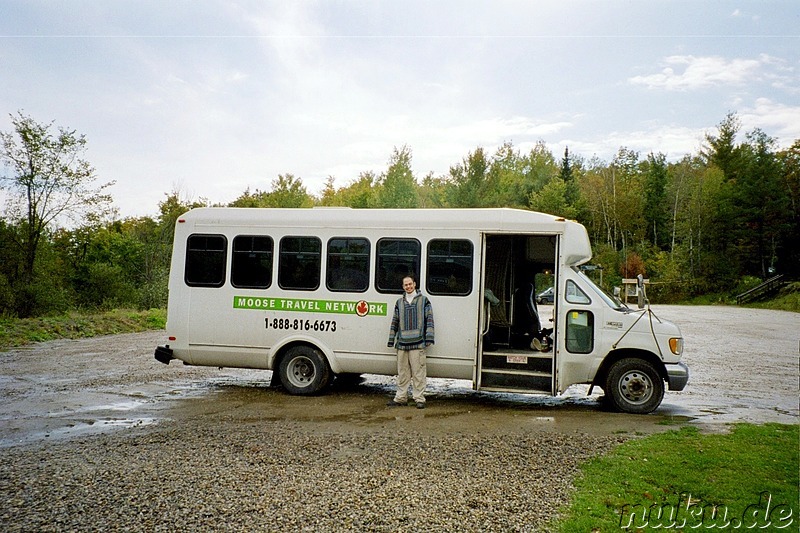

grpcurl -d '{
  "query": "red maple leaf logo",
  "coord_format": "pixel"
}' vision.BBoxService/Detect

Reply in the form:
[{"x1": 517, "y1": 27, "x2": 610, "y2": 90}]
[{"x1": 356, "y1": 300, "x2": 369, "y2": 317}]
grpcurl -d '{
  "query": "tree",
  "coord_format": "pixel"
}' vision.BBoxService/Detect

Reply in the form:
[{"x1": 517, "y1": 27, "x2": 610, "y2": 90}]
[
  {"x1": 418, "y1": 172, "x2": 448, "y2": 208},
  {"x1": 643, "y1": 152, "x2": 669, "y2": 249},
  {"x1": 267, "y1": 174, "x2": 314, "y2": 207},
  {"x1": 704, "y1": 112, "x2": 741, "y2": 181},
  {"x1": 488, "y1": 142, "x2": 521, "y2": 207},
  {"x1": 702, "y1": 113, "x2": 746, "y2": 268},
  {"x1": 319, "y1": 176, "x2": 341, "y2": 206},
  {"x1": 158, "y1": 189, "x2": 207, "y2": 238},
  {"x1": 446, "y1": 147, "x2": 490, "y2": 207},
  {"x1": 375, "y1": 146, "x2": 419, "y2": 208},
  {"x1": 735, "y1": 130, "x2": 789, "y2": 277},
  {"x1": 339, "y1": 172, "x2": 378, "y2": 208},
  {"x1": 560, "y1": 146, "x2": 579, "y2": 207},
  {"x1": 778, "y1": 140, "x2": 800, "y2": 277},
  {"x1": 229, "y1": 175, "x2": 313, "y2": 208},
  {"x1": 528, "y1": 178, "x2": 576, "y2": 219},
  {"x1": 500, "y1": 141, "x2": 558, "y2": 207},
  {"x1": 580, "y1": 148, "x2": 645, "y2": 251},
  {"x1": 0, "y1": 111, "x2": 114, "y2": 316}
]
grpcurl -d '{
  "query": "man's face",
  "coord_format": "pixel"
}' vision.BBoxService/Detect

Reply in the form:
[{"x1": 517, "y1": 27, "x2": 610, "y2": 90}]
[{"x1": 402, "y1": 277, "x2": 416, "y2": 294}]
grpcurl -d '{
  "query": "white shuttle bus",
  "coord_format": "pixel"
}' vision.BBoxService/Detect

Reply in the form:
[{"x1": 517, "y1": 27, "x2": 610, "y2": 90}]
[{"x1": 154, "y1": 207, "x2": 688, "y2": 413}]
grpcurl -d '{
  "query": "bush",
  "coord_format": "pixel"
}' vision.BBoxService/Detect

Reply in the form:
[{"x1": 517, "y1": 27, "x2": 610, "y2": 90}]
[
  {"x1": 731, "y1": 275, "x2": 763, "y2": 296},
  {"x1": 75, "y1": 263, "x2": 138, "y2": 310}
]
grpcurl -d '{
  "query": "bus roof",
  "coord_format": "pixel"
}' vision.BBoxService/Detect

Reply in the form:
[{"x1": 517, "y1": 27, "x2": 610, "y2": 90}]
[{"x1": 183, "y1": 207, "x2": 565, "y2": 231}]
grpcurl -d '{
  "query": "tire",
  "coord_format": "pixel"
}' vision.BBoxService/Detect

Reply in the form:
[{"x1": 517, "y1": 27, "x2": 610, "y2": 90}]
[
  {"x1": 605, "y1": 358, "x2": 664, "y2": 414},
  {"x1": 278, "y1": 346, "x2": 330, "y2": 395}
]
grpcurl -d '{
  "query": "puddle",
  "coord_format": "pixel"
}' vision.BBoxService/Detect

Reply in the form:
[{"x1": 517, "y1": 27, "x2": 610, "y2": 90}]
[
  {"x1": 1, "y1": 417, "x2": 158, "y2": 448},
  {"x1": 42, "y1": 417, "x2": 158, "y2": 437}
]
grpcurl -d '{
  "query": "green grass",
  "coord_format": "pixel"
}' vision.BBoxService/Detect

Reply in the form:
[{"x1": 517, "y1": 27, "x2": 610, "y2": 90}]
[
  {"x1": 0, "y1": 308, "x2": 166, "y2": 351},
  {"x1": 678, "y1": 281, "x2": 799, "y2": 312},
  {"x1": 748, "y1": 288, "x2": 800, "y2": 312},
  {"x1": 553, "y1": 424, "x2": 799, "y2": 531}
]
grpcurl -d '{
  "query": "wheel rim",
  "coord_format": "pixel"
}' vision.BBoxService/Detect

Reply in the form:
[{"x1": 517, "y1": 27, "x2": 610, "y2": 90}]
[
  {"x1": 286, "y1": 355, "x2": 316, "y2": 388},
  {"x1": 617, "y1": 369, "x2": 654, "y2": 405}
]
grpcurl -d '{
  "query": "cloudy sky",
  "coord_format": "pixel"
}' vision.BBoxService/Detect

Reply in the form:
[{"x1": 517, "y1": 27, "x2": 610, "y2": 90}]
[{"x1": 1, "y1": 0, "x2": 798, "y2": 218}]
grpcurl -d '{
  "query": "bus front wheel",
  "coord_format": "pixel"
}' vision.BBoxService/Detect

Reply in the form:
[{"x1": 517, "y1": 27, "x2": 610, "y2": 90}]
[
  {"x1": 605, "y1": 358, "x2": 664, "y2": 414},
  {"x1": 279, "y1": 346, "x2": 330, "y2": 395}
]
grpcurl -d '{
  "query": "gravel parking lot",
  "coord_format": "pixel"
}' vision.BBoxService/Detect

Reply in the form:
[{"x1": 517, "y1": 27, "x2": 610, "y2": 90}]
[{"x1": 0, "y1": 305, "x2": 797, "y2": 531}]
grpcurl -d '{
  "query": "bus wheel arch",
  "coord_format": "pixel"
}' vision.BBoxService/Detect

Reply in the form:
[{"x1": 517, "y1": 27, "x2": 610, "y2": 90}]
[
  {"x1": 595, "y1": 349, "x2": 666, "y2": 414},
  {"x1": 275, "y1": 343, "x2": 332, "y2": 395}
]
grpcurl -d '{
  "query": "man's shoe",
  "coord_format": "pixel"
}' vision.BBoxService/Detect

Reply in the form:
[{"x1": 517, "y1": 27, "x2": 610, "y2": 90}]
[
  {"x1": 387, "y1": 400, "x2": 406, "y2": 407},
  {"x1": 416, "y1": 402, "x2": 426, "y2": 409},
  {"x1": 531, "y1": 338, "x2": 543, "y2": 351}
]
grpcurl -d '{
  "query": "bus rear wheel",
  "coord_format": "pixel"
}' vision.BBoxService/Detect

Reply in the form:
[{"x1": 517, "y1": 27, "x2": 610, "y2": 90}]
[
  {"x1": 605, "y1": 358, "x2": 664, "y2": 414},
  {"x1": 279, "y1": 346, "x2": 330, "y2": 395}
]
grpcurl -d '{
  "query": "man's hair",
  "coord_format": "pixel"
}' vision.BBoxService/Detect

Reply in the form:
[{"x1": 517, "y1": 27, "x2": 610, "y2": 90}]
[{"x1": 403, "y1": 274, "x2": 417, "y2": 283}]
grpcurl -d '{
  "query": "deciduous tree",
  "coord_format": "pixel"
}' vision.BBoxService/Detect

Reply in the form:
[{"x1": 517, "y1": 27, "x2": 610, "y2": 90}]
[
  {"x1": 0, "y1": 111, "x2": 114, "y2": 316},
  {"x1": 375, "y1": 146, "x2": 418, "y2": 208}
]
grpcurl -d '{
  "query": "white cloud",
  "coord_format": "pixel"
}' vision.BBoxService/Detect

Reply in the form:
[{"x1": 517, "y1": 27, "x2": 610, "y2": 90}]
[
  {"x1": 554, "y1": 125, "x2": 707, "y2": 163},
  {"x1": 629, "y1": 55, "x2": 764, "y2": 90},
  {"x1": 728, "y1": 7, "x2": 761, "y2": 22},
  {"x1": 739, "y1": 98, "x2": 800, "y2": 146}
]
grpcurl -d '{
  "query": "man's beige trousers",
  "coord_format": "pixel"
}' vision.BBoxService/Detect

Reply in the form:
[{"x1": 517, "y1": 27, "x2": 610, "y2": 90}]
[{"x1": 393, "y1": 348, "x2": 426, "y2": 404}]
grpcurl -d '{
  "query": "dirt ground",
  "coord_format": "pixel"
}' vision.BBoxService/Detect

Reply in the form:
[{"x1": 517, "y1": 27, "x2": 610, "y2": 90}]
[{"x1": 0, "y1": 305, "x2": 797, "y2": 448}]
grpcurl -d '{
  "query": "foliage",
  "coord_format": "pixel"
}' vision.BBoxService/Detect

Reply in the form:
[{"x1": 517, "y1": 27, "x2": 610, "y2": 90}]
[
  {"x1": 0, "y1": 112, "x2": 115, "y2": 317},
  {"x1": 375, "y1": 146, "x2": 419, "y2": 208},
  {"x1": 748, "y1": 282, "x2": 800, "y2": 312},
  {"x1": 553, "y1": 424, "x2": 799, "y2": 532},
  {"x1": 0, "y1": 308, "x2": 166, "y2": 350},
  {"x1": 229, "y1": 174, "x2": 313, "y2": 208},
  {"x1": 0, "y1": 110, "x2": 798, "y2": 318}
]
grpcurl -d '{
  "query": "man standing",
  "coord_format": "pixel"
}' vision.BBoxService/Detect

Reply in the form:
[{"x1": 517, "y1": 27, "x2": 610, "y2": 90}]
[{"x1": 387, "y1": 275, "x2": 435, "y2": 409}]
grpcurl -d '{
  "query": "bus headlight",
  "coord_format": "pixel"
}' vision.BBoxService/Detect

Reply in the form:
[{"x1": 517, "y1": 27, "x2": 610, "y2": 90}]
[{"x1": 669, "y1": 337, "x2": 683, "y2": 355}]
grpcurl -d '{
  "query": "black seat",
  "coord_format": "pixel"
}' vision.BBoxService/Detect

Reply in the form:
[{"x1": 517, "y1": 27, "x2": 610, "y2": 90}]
[{"x1": 512, "y1": 282, "x2": 542, "y2": 341}]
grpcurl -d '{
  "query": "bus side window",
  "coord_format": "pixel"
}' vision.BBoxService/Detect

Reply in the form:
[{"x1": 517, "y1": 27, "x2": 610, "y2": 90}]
[
  {"x1": 278, "y1": 236, "x2": 321, "y2": 290},
  {"x1": 427, "y1": 239, "x2": 473, "y2": 296},
  {"x1": 566, "y1": 279, "x2": 591, "y2": 304},
  {"x1": 185, "y1": 234, "x2": 227, "y2": 288},
  {"x1": 376, "y1": 238, "x2": 421, "y2": 294},
  {"x1": 231, "y1": 235, "x2": 273, "y2": 289},
  {"x1": 326, "y1": 237, "x2": 370, "y2": 292}
]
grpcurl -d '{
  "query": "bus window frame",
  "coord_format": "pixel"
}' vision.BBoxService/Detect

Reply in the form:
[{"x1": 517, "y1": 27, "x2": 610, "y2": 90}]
[
  {"x1": 375, "y1": 237, "x2": 421, "y2": 294},
  {"x1": 231, "y1": 235, "x2": 274, "y2": 289},
  {"x1": 326, "y1": 236, "x2": 370, "y2": 293},
  {"x1": 278, "y1": 235, "x2": 322, "y2": 291},
  {"x1": 426, "y1": 238, "x2": 474, "y2": 297},
  {"x1": 184, "y1": 233, "x2": 228, "y2": 288}
]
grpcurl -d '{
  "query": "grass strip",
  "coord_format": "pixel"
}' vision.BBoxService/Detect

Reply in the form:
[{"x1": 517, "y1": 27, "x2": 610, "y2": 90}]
[
  {"x1": 0, "y1": 308, "x2": 166, "y2": 351},
  {"x1": 554, "y1": 423, "x2": 799, "y2": 531}
]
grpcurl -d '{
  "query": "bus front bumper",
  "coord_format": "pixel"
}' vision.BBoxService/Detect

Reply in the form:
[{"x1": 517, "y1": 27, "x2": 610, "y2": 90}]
[{"x1": 666, "y1": 362, "x2": 689, "y2": 391}]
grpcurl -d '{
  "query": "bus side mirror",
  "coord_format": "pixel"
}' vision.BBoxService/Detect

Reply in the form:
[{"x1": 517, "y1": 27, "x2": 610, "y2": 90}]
[{"x1": 613, "y1": 286, "x2": 621, "y2": 297}]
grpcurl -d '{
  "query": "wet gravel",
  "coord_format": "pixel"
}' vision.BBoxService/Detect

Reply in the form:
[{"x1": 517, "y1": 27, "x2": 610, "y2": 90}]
[
  {"x1": 0, "y1": 420, "x2": 624, "y2": 532},
  {"x1": 0, "y1": 331, "x2": 629, "y2": 532}
]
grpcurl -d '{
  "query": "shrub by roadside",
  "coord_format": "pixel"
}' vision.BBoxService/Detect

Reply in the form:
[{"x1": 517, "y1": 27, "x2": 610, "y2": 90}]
[{"x1": 0, "y1": 308, "x2": 166, "y2": 351}]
